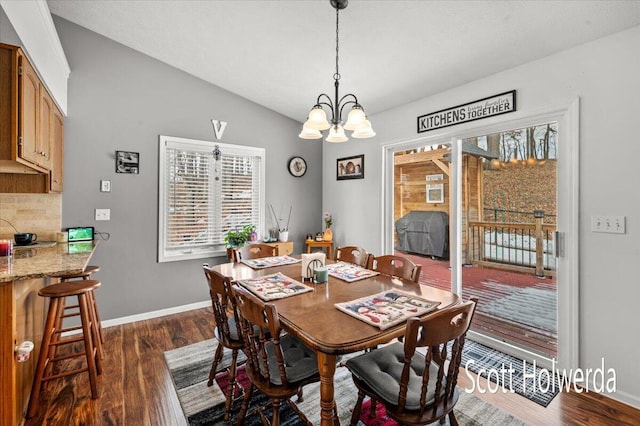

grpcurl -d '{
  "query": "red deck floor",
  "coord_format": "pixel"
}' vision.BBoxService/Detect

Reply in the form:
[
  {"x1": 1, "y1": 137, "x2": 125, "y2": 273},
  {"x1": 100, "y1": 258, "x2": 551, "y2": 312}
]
[{"x1": 399, "y1": 252, "x2": 558, "y2": 357}]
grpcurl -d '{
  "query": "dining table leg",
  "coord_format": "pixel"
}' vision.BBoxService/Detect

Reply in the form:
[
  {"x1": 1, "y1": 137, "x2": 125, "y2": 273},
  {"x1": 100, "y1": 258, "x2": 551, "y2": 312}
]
[{"x1": 317, "y1": 352, "x2": 338, "y2": 426}]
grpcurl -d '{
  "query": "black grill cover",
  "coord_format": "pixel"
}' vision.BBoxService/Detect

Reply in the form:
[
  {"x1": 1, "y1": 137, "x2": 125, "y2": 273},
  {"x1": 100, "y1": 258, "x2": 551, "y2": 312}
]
[{"x1": 395, "y1": 211, "x2": 449, "y2": 258}]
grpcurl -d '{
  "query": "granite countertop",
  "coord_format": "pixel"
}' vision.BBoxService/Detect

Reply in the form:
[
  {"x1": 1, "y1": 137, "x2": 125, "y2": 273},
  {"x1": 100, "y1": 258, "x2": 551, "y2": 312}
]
[{"x1": 0, "y1": 241, "x2": 97, "y2": 283}]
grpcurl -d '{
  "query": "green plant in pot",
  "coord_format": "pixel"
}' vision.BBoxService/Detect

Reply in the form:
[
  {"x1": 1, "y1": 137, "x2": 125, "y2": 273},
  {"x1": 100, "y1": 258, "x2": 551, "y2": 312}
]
[{"x1": 224, "y1": 225, "x2": 255, "y2": 247}]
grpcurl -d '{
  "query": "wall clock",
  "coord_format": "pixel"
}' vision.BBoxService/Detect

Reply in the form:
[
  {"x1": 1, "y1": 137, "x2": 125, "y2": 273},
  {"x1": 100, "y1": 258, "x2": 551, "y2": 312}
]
[{"x1": 287, "y1": 156, "x2": 307, "y2": 177}]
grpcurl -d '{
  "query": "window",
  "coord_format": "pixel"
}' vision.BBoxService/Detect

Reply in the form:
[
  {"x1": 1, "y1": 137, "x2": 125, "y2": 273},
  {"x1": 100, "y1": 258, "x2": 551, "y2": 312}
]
[{"x1": 158, "y1": 135, "x2": 265, "y2": 262}]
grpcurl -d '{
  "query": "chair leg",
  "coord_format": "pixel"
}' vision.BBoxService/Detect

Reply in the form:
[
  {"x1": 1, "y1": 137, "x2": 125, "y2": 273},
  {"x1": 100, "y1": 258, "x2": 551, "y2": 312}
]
[
  {"x1": 349, "y1": 390, "x2": 366, "y2": 426},
  {"x1": 207, "y1": 342, "x2": 224, "y2": 387},
  {"x1": 78, "y1": 293, "x2": 99, "y2": 399},
  {"x1": 223, "y1": 349, "x2": 239, "y2": 421},
  {"x1": 26, "y1": 298, "x2": 60, "y2": 419},
  {"x1": 271, "y1": 398, "x2": 282, "y2": 426},
  {"x1": 369, "y1": 398, "x2": 377, "y2": 418},
  {"x1": 448, "y1": 410, "x2": 459, "y2": 426},
  {"x1": 236, "y1": 383, "x2": 254, "y2": 426}
]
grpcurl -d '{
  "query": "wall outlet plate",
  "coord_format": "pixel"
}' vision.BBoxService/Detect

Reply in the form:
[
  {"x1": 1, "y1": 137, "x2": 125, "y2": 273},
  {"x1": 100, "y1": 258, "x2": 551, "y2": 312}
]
[{"x1": 95, "y1": 208, "x2": 110, "y2": 221}]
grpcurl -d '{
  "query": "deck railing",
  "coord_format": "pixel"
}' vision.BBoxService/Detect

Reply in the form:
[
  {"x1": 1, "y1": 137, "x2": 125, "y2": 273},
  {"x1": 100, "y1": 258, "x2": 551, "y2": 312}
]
[{"x1": 467, "y1": 216, "x2": 557, "y2": 277}]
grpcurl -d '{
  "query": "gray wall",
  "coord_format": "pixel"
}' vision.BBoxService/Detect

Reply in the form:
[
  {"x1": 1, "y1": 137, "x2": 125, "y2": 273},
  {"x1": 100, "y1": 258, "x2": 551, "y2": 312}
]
[
  {"x1": 323, "y1": 25, "x2": 640, "y2": 406},
  {"x1": 52, "y1": 16, "x2": 322, "y2": 320},
  {"x1": 0, "y1": 7, "x2": 20, "y2": 45}
]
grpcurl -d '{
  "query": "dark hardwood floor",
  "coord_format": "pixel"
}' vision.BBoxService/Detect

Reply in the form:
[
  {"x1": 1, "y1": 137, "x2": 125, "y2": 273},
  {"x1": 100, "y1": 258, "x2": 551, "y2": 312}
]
[{"x1": 24, "y1": 307, "x2": 639, "y2": 425}]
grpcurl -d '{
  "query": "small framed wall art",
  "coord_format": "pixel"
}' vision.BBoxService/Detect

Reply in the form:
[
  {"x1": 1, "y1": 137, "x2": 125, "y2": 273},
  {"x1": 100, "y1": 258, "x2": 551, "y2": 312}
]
[
  {"x1": 337, "y1": 154, "x2": 364, "y2": 180},
  {"x1": 116, "y1": 151, "x2": 140, "y2": 174}
]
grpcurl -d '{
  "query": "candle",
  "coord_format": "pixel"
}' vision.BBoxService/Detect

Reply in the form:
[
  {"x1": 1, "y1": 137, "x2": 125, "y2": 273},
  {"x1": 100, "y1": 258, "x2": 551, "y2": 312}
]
[
  {"x1": 314, "y1": 267, "x2": 328, "y2": 283},
  {"x1": 0, "y1": 240, "x2": 12, "y2": 257}
]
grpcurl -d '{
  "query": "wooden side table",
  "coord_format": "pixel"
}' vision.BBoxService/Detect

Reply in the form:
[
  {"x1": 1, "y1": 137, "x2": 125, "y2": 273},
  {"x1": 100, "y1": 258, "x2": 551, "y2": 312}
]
[
  {"x1": 226, "y1": 241, "x2": 294, "y2": 260},
  {"x1": 305, "y1": 240, "x2": 334, "y2": 260}
]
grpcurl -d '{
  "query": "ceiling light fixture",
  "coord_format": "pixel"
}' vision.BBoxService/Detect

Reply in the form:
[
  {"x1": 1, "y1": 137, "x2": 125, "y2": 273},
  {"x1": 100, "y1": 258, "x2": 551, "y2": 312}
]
[{"x1": 299, "y1": 0, "x2": 375, "y2": 143}]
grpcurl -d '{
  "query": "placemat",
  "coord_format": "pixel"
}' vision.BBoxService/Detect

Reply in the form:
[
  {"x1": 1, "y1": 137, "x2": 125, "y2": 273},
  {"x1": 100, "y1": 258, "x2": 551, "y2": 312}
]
[
  {"x1": 335, "y1": 290, "x2": 439, "y2": 330},
  {"x1": 240, "y1": 255, "x2": 301, "y2": 269},
  {"x1": 325, "y1": 262, "x2": 380, "y2": 282},
  {"x1": 237, "y1": 272, "x2": 313, "y2": 301}
]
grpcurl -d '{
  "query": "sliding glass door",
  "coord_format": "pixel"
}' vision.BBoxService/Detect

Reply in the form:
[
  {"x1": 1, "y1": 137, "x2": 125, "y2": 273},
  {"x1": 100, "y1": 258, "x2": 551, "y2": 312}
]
[{"x1": 383, "y1": 100, "x2": 578, "y2": 370}]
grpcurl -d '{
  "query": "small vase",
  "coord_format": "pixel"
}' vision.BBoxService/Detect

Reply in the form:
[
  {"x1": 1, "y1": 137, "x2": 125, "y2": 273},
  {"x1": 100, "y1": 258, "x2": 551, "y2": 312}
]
[
  {"x1": 323, "y1": 228, "x2": 333, "y2": 241},
  {"x1": 278, "y1": 231, "x2": 289, "y2": 242}
]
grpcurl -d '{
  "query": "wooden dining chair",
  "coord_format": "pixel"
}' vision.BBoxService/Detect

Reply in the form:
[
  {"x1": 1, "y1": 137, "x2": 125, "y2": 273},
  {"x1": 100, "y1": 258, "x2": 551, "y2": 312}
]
[
  {"x1": 345, "y1": 297, "x2": 478, "y2": 426},
  {"x1": 367, "y1": 254, "x2": 422, "y2": 283},
  {"x1": 234, "y1": 243, "x2": 277, "y2": 262},
  {"x1": 233, "y1": 284, "x2": 333, "y2": 426},
  {"x1": 334, "y1": 245, "x2": 370, "y2": 268},
  {"x1": 202, "y1": 264, "x2": 245, "y2": 421}
]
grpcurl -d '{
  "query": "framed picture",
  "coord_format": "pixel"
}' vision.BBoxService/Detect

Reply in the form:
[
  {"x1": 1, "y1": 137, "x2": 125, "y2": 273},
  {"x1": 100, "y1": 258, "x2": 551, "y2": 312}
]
[
  {"x1": 337, "y1": 154, "x2": 364, "y2": 180},
  {"x1": 116, "y1": 151, "x2": 140, "y2": 174}
]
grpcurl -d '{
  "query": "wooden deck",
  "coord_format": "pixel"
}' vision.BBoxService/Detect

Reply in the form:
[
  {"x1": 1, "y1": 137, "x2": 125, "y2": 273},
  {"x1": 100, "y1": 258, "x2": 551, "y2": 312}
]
[{"x1": 399, "y1": 252, "x2": 558, "y2": 357}]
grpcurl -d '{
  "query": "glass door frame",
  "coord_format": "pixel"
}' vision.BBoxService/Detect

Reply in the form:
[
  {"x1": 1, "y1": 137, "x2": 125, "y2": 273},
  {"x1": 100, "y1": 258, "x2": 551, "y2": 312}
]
[{"x1": 382, "y1": 99, "x2": 579, "y2": 371}]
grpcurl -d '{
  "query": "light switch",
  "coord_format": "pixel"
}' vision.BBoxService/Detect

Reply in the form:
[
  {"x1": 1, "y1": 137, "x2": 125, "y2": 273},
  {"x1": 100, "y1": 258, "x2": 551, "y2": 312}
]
[
  {"x1": 591, "y1": 215, "x2": 625, "y2": 234},
  {"x1": 100, "y1": 180, "x2": 111, "y2": 192}
]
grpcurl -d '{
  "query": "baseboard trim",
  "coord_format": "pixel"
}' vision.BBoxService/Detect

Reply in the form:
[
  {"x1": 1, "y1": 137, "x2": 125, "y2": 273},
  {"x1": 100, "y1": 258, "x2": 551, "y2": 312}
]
[
  {"x1": 101, "y1": 301, "x2": 210, "y2": 329},
  {"x1": 592, "y1": 384, "x2": 640, "y2": 410}
]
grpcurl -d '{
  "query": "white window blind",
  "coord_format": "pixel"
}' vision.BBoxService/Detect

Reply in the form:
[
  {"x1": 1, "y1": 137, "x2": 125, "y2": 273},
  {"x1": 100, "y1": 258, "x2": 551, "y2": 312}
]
[{"x1": 158, "y1": 135, "x2": 265, "y2": 262}]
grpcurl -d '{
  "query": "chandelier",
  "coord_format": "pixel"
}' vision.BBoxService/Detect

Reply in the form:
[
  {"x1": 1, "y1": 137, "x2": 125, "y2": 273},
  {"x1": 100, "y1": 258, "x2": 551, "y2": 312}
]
[{"x1": 298, "y1": 0, "x2": 375, "y2": 143}]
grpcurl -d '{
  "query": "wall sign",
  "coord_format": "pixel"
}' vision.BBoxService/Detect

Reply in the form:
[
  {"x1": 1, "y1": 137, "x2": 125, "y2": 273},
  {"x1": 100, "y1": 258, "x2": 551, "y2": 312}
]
[
  {"x1": 417, "y1": 90, "x2": 516, "y2": 133},
  {"x1": 211, "y1": 119, "x2": 228, "y2": 140}
]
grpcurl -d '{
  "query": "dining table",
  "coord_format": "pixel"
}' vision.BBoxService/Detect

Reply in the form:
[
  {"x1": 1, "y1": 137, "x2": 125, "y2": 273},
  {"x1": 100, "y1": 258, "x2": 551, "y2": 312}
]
[{"x1": 211, "y1": 257, "x2": 460, "y2": 426}]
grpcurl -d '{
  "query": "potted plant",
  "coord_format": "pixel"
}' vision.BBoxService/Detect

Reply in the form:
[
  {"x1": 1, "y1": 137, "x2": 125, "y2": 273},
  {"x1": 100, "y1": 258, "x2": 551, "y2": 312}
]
[
  {"x1": 270, "y1": 204, "x2": 292, "y2": 242},
  {"x1": 224, "y1": 225, "x2": 255, "y2": 247}
]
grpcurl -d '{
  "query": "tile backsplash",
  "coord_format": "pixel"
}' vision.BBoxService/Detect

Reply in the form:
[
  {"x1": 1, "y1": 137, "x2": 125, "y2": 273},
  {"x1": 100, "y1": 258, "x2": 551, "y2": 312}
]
[{"x1": 0, "y1": 193, "x2": 62, "y2": 241}]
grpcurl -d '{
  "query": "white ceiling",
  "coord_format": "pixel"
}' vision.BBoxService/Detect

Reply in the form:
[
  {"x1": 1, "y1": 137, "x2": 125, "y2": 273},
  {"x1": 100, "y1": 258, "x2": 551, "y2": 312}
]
[{"x1": 47, "y1": 0, "x2": 640, "y2": 124}]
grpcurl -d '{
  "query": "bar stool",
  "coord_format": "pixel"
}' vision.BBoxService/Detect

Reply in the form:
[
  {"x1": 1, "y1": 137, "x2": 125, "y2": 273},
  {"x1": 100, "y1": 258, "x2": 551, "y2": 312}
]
[
  {"x1": 26, "y1": 280, "x2": 102, "y2": 418},
  {"x1": 50, "y1": 266, "x2": 104, "y2": 347}
]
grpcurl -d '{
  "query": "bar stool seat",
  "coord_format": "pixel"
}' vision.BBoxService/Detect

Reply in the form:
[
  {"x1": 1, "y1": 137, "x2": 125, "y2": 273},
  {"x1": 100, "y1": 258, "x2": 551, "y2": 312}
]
[{"x1": 26, "y1": 280, "x2": 103, "y2": 419}]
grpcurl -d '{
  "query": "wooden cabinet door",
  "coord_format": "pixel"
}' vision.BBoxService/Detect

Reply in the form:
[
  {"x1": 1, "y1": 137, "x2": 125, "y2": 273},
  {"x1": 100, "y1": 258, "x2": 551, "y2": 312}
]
[
  {"x1": 50, "y1": 107, "x2": 64, "y2": 192},
  {"x1": 18, "y1": 52, "x2": 40, "y2": 166},
  {"x1": 38, "y1": 87, "x2": 53, "y2": 170}
]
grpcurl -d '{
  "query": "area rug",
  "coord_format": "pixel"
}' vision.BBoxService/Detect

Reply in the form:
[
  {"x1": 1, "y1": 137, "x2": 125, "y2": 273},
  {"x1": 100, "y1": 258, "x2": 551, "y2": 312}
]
[
  {"x1": 461, "y1": 340, "x2": 558, "y2": 407},
  {"x1": 165, "y1": 339, "x2": 528, "y2": 425}
]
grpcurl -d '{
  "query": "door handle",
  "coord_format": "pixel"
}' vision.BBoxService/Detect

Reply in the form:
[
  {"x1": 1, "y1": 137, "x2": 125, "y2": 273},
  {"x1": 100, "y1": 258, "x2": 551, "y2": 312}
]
[{"x1": 554, "y1": 231, "x2": 564, "y2": 258}]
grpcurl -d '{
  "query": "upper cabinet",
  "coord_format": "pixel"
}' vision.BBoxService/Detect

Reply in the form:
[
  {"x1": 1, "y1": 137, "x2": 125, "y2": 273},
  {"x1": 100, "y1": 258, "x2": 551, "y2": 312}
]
[
  {"x1": 0, "y1": 43, "x2": 63, "y2": 193},
  {"x1": 50, "y1": 108, "x2": 64, "y2": 192}
]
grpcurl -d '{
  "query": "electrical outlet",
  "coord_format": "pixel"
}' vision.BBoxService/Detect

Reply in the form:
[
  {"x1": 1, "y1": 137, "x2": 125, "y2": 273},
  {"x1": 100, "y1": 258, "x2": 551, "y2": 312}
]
[
  {"x1": 95, "y1": 208, "x2": 110, "y2": 221},
  {"x1": 591, "y1": 215, "x2": 625, "y2": 234},
  {"x1": 100, "y1": 180, "x2": 111, "y2": 192}
]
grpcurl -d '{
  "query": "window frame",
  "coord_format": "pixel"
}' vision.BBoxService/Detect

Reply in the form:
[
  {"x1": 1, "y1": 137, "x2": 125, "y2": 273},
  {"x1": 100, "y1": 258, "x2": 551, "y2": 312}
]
[{"x1": 157, "y1": 135, "x2": 265, "y2": 263}]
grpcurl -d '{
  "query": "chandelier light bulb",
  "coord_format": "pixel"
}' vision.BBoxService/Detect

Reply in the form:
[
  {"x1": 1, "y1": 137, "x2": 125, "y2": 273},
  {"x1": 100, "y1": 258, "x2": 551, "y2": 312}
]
[
  {"x1": 326, "y1": 125, "x2": 348, "y2": 143},
  {"x1": 351, "y1": 119, "x2": 376, "y2": 138},
  {"x1": 298, "y1": 125, "x2": 323, "y2": 139},
  {"x1": 343, "y1": 105, "x2": 366, "y2": 130},
  {"x1": 305, "y1": 106, "x2": 331, "y2": 130}
]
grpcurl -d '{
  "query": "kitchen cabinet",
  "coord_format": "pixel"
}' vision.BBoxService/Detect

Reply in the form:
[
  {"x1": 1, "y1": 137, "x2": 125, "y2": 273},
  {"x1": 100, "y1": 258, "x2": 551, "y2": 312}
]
[
  {"x1": 1, "y1": 243, "x2": 97, "y2": 426},
  {"x1": 0, "y1": 43, "x2": 63, "y2": 193},
  {"x1": 0, "y1": 278, "x2": 47, "y2": 426},
  {"x1": 50, "y1": 108, "x2": 64, "y2": 192}
]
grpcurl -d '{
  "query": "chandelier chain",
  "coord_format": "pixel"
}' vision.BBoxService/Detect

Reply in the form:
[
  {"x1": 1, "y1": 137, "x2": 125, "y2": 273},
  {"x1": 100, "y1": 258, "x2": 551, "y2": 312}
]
[{"x1": 334, "y1": 7, "x2": 340, "y2": 81}]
